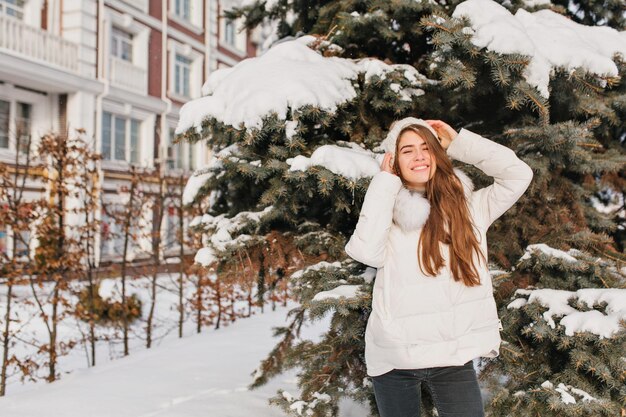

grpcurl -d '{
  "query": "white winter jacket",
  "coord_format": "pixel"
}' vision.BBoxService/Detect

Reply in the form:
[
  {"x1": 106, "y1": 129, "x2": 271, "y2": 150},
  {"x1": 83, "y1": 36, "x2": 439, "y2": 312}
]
[{"x1": 345, "y1": 128, "x2": 534, "y2": 377}]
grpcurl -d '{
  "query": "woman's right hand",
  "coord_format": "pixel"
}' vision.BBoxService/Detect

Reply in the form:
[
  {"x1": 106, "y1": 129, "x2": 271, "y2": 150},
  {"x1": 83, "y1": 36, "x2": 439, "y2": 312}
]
[{"x1": 381, "y1": 152, "x2": 397, "y2": 176}]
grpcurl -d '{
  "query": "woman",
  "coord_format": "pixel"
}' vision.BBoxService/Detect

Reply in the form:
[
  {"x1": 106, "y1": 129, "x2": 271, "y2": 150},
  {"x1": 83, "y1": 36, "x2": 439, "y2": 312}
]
[{"x1": 344, "y1": 117, "x2": 533, "y2": 417}]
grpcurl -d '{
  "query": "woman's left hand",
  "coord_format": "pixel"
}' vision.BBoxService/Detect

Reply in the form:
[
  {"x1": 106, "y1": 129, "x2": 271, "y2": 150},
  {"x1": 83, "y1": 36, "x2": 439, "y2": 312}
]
[{"x1": 424, "y1": 120, "x2": 458, "y2": 150}]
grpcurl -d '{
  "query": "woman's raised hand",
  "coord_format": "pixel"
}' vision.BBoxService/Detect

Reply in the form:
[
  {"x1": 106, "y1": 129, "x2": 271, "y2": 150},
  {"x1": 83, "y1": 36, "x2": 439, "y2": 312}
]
[
  {"x1": 381, "y1": 152, "x2": 397, "y2": 176},
  {"x1": 424, "y1": 120, "x2": 458, "y2": 150}
]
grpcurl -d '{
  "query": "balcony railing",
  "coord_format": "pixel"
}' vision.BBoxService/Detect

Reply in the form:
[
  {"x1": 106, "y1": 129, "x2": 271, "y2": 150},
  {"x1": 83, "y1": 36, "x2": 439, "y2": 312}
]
[
  {"x1": 0, "y1": 14, "x2": 78, "y2": 72},
  {"x1": 109, "y1": 56, "x2": 147, "y2": 95}
]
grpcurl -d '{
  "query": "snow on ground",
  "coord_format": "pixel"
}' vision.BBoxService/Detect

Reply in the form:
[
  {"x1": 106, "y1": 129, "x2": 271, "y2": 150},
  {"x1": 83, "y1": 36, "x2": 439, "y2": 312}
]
[
  {"x1": 2, "y1": 273, "x2": 220, "y2": 393},
  {"x1": 0, "y1": 299, "x2": 369, "y2": 417}
]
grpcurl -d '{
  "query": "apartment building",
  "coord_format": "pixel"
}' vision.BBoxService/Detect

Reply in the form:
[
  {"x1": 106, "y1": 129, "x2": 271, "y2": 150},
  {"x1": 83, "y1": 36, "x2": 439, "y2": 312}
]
[{"x1": 0, "y1": 0, "x2": 258, "y2": 264}]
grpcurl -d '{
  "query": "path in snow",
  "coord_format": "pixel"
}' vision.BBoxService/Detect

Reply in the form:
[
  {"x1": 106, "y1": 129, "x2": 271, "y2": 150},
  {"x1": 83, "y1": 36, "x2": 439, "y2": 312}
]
[{"x1": 0, "y1": 301, "x2": 370, "y2": 417}]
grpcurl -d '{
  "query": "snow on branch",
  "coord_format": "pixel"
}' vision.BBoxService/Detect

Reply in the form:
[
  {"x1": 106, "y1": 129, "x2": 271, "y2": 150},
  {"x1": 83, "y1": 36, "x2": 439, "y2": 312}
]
[
  {"x1": 176, "y1": 35, "x2": 426, "y2": 135},
  {"x1": 539, "y1": 380, "x2": 598, "y2": 405},
  {"x1": 312, "y1": 285, "x2": 361, "y2": 302},
  {"x1": 453, "y1": 0, "x2": 626, "y2": 98},
  {"x1": 194, "y1": 206, "x2": 274, "y2": 256},
  {"x1": 507, "y1": 287, "x2": 626, "y2": 338},
  {"x1": 287, "y1": 142, "x2": 382, "y2": 180},
  {"x1": 183, "y1": 144, "x2": 239, "y2": 205},
  {"x1": 194, "y1": 247, "x2": 217, "y2": 267},
  {"x1": 183, "y1": 172, "x2": 212, "y2": 205},
  {"x1": 519, "y1": 243, "x2": 579, "y2": 263},
  {"x1": 290, "y1": 261, "x2": 343, "y2": 279}
]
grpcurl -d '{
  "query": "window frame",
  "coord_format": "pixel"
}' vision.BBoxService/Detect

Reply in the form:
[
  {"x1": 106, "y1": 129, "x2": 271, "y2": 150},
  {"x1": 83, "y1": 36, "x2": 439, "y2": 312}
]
[
  {"x1": 165, "y1": 125, "x2": 200, "y2": 172},
  {"x1": 164, "y1": 205, "x2": 180, "y2": 250},
  {"x1": 174, "y1": 0, "x2": 190, "y2": 21},
  {"x1": 169, "y1": 0, "x2": 202, "y2": 30},
  {"x1": 219, "y1": 15, "x2": 247, "y2": 55},
  {"x1": 110, "y1": 26, "x2": 134, "y2": 62},
  {"x1": 0, "y1": 225, "x2": 6, "y2": 256},
  {"x1": 100, "y1": 203, "x2": 145, "y2": 260},
  {"x1": 0, "y1": 97, "x2": 33, "y2": 153},
  {"x1": 15, "y1": 101, "x2": 32, "y2": 154},
  {"x1": 0, "y1": 202, "x2": 34, "y2": 260},
  {"x1": 100, "y1": 206, "x2": 124, "y2": 259},
  {"x1": 0, "y1": 99, "x2": 9, "y2": 149},
  {"x1": 101, "y1": 111, "x2": 142, "y2": 164},
  {"x1": 174, "y1": 54, "x2": 192, "y2": 98},
  {"x1": 0, "y1": 0, "x2": 25, "y2": 20},
  {"x1": 167, "y1": 127, "x2": 183, "y2": 170},
  {"x1": 188, "y1": 142, "x2": 196, "y2": 171},
  {"x1": 167, "y1": 40, "x2": 203, "y2": 101},
  {"x1": 224, "y1": 19, "x2": 235, "y2": 46}
]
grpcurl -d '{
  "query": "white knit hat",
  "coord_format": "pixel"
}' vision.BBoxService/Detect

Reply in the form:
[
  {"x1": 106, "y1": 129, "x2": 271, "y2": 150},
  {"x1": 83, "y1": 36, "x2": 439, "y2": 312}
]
[{"x1": 380, "y1": 117, "x2": 439, "y2": 154}]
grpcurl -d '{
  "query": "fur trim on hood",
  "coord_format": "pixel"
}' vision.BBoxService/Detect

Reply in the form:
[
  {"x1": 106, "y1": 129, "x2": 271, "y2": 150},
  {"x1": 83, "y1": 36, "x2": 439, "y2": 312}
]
[
  {"x1": 393, "y1": 167, "x2": 475, "y2": 232},
  {"x1": 380, "y1": 117, "x2": 439, "y2": 154}
]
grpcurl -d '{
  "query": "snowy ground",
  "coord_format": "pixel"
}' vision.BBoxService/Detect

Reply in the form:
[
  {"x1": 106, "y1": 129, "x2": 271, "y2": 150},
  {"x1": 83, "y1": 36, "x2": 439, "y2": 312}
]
[
  {"x1": 0, "y1": 295, "x2": 370, "y2": 416},
  {"x1": 2, "y1": 273, "x2": 227, "y2": 392}
]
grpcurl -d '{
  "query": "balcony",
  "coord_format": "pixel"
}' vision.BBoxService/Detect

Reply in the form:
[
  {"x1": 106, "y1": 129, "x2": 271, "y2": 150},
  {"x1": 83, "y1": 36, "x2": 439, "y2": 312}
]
[
  {"x1": 109, "y1": 56, "x2": 147, "y2": 95},
  {"x1": 0, "y1": 14, "x2": 78, "y2": 73}
]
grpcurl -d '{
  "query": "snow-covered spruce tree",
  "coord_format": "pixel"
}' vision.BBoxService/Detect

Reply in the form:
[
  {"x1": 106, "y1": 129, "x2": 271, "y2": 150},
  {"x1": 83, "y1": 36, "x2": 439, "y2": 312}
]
[
  {"x1": 481, "y1": 245, "x2": 625, "y2": 415},
  {"x1": 418, "y1": 2, "x2": 626, "y2": 414},
  {"x1": 183, "y1": 0, "x2": 626, "y2": 415}
]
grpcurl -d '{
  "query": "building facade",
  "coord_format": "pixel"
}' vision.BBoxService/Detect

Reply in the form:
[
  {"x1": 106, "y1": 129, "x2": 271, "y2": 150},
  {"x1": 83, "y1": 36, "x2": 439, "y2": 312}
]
[{"x1": 0, "y1": 0, "x2": 258, "y2": 264}]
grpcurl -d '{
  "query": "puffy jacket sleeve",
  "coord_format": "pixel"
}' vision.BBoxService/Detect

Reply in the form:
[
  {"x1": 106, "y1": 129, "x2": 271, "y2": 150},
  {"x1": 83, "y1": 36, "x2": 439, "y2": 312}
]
[
  {"x1": 446, "y1": 128, "x2": 534, "y2": 230},
  {"x1": 344, "y1": 170, "x2": 403, "y2": 268}
]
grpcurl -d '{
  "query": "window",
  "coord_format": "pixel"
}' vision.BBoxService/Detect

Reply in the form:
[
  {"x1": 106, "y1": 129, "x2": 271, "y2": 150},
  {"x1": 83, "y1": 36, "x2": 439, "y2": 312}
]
[
  {"x1": 174, "y1": 0, "x2": 190, "y2": 21},
  {"x1": 15, "y1": 229, "x2": 29, "y2": 258},
  {"x1": 174, "y1": 54, "x2": 191, "y2": 97},
  {"x1": 0, "y1": 204, "x2": 6, "y2": 255},
  {"x1": 170, "y1": 0, "x2": 202, "y2": 28},
  {"x1": 101, "y1": 112, "x2": 142, "y2": 163},
  {"x1": 102, "y1": 112, "x2": 112, "y2": 159},
  {"x1": 16, "y1": 102, "x2": 31, "y2": 153},
  {"x1": 224, "y1": 19, "x2": 235, "y2": 46},
  {"x1": 0, "y1": 227, "x2": 6, "y2": 256},
  {"x1": 100, "y1": 208, "x2": 122, "y2": 258},
  {"x1": 0, "y1": 0, "x2": 25, "y2": 19},
  {"x1": 130, "y1": 120, "x2": 139, "y2": 164},
  {"x1": 188, "y1": 143, "x2": 196, "y2": 170},
  {"x1": 100, "y1": 206, "x2": 141, "y2": 258},
  {"x1": 176, "y1": 141, "x2": 184, "y2": 169},
  {"x1": 168, "y1": 40, "x2": 202, "y2": 100},
  {"x1": 0, "y1": 99, "x2": 32, "y2": 151},
  {"x1": 165, "y1": 206, "x2": 179, "y2": 249},
  {"x1": 221, "y1": 17, "x2": 246, "y2": 51},
  {"x1": 111, "y1": 27, "x2": 133, "y2": 62},
  {"x1": 0, "y1": 202, "x2": 32, "y2": 259},
  {"x1": 167, "y1": 127, "x2": 182, "y2": 170},
  {"x1": 114, "y1": 116, "x2": 125, "y2": 160},
  {"x1": 166, "y1": 128, "x2": 196, "y2": 171},
  {"x1": 0, "y1": 100, "x2": 8, "y2": 149}
]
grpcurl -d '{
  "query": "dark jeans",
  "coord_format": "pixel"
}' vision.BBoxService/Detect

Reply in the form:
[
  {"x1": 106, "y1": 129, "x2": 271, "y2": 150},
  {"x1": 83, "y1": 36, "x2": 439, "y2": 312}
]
[{"x1": 372, "y1": 360, "x2": 485, "y2": 417}]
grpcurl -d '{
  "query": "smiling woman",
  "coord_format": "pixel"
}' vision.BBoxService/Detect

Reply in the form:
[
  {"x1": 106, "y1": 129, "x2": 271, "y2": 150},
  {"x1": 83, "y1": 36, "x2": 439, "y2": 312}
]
[{"x1": 344, "y1": 116, "x2": 534, "y2": 417}]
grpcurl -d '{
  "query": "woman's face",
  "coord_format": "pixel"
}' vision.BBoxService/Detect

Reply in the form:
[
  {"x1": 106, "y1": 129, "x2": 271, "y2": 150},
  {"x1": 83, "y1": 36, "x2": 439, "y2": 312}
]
[{"x1": 396, "y1": 130, "x2": 437, "y2": 192}]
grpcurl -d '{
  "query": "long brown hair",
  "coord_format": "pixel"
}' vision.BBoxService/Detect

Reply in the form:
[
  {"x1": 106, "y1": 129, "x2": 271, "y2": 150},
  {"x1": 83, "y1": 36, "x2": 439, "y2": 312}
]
[{"x1": 392, "y1": 125, "x2": 486, "y2": 287}]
